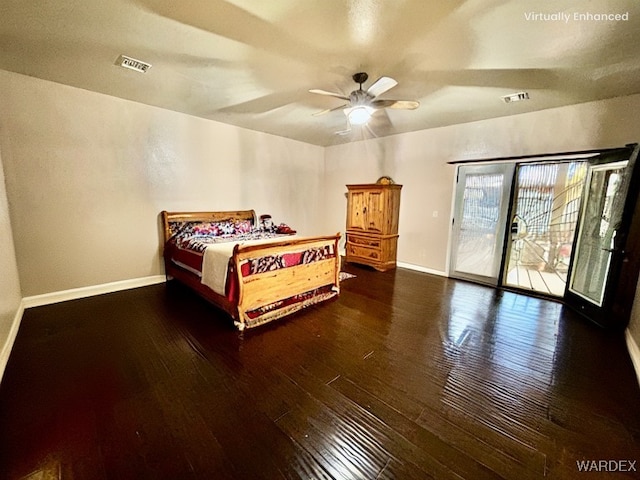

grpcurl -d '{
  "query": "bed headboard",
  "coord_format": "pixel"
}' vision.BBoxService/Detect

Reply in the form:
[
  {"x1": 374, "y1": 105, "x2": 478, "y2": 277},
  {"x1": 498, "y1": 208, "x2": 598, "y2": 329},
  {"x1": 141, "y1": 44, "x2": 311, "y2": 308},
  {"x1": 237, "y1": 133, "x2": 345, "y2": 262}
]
[{"x1": 161, "y1": 210, "x2": 257, "y2": 243}]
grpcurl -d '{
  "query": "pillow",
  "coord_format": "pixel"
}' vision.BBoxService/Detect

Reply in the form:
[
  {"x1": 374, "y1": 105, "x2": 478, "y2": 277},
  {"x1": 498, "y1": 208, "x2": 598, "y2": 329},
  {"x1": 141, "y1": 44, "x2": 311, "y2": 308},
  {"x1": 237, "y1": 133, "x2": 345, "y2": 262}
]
[
  {"x1": 192, "y1": 222, "x2": 222, "y2": 236},
  {"x1": 168, "y1": 221, "x2": 197, "y2": 238},
  {"x1": 276, "y1": 223, "x2": 296, "y2": 235},
  {"x1": 170, "y1": 218, "x2": 254, "y2": 241},
  {"x1": 192, "y1": 220, "x2": 249, "y2": 236},
  {"x1": 235, "y1": 220, "x2": 253, "y2": 234}
]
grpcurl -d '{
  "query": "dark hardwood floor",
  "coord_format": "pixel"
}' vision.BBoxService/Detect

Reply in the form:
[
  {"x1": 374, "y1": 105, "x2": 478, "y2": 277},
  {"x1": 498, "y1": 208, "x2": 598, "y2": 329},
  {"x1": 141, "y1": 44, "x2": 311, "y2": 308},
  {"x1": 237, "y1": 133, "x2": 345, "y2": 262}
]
[{"x1": 1, "y1": 266, "x2": 639, "y2": 479}]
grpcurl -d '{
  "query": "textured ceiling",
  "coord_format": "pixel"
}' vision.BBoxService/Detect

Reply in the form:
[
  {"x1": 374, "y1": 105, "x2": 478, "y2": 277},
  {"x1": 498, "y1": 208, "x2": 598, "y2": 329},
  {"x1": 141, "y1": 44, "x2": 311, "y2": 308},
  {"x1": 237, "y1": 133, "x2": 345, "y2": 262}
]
[{"x1": 1, "y1": 0, "x2": 639, "y2": 146}]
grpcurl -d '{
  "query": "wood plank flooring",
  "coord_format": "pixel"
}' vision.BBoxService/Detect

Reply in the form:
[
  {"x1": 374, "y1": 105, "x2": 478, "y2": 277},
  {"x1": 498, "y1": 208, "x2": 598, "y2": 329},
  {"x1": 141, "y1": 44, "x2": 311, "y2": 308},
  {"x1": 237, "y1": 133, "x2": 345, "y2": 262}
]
[{"x1": 1, "y1": 266, "x2": 639, "y2": 479}]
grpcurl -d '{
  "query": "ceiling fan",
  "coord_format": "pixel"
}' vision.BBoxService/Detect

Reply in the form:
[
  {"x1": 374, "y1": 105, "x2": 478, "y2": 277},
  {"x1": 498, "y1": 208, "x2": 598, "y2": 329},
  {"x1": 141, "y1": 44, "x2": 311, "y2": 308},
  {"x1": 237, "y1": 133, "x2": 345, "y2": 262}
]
[{"x1": 309, "y1": 72, "x2": 420, "y2": 126}]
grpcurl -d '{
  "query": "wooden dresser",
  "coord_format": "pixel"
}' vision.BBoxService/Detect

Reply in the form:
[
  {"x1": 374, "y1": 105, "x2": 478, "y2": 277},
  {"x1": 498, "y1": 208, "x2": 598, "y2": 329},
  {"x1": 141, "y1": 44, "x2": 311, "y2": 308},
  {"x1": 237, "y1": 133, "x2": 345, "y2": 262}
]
[{"x1": 345, "y1": 183, "x2": 402, "y2": 271}]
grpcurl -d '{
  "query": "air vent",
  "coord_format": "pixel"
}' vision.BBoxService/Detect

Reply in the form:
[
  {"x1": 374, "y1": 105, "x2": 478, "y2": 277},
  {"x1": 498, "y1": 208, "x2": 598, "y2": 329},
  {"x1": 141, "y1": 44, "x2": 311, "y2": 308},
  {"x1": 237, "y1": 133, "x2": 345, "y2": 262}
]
[
  {"x1": 502, "y1": 92, "x2": 529, "y2": 103},
  {"x1": 115, "y1": 55, "x2": 151, "y2": 74}
]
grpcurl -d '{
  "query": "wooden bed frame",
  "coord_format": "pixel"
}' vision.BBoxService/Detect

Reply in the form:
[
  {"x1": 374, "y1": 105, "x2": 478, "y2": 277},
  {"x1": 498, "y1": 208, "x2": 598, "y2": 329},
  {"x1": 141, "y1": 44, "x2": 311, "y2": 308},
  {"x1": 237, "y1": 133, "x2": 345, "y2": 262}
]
[{"x1": 161, "y1": 210, "x2": 341, "y2": 330}]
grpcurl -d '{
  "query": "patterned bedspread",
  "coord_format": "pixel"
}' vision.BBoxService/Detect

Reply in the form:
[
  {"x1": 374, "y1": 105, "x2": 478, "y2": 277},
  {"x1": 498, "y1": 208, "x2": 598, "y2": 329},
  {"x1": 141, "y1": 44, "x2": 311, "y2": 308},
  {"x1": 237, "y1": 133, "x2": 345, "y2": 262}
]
[
  {"x1": 168, "y1": 229, "x2": 336, "y2": 296},
  {"x1": 175, "y1": 230, "x2": 288, "y2": 253},
  {"x1": 164, "y1": 218, "x2": 340, "y2": 328}
]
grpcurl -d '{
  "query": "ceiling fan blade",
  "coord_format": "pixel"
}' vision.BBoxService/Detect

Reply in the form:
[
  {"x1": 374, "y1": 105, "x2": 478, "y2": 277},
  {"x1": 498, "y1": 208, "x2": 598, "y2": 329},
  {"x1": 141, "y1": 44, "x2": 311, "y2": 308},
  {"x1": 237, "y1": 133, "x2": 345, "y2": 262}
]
[
  {"x1": 371, "y1": 99, "x2": 420, "y2": 110},
  {"x1": 365, "y1": 110, "x2": 394, "y2": 137},
  {"x1": 309, "y1": 89, "x2": 350, "y2": 101},
  {"x1": 414, "y1": 68, "x2": 559, "y2": 89},
  {"x1": 313, "y1": 104, "x2": 348, "y2": 116},
  {"x1": 366, "y1": 76, "x2": 398, "y2": 97},
  {"x1": 371, "y1": 99, "x2": 396, "y2": 108},
  {"x1": 219, "y1": 90, "x2": 307, "y2": 114},
  {"x1": 136, "y1": 0, "x2": 331, "y2": 66}
]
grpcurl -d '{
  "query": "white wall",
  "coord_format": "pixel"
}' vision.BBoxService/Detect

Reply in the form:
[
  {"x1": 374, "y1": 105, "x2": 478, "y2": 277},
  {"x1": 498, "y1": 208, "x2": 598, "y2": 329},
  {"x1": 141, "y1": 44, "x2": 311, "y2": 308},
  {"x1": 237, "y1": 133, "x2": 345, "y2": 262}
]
[
  {"x1": 324, "y1": 94, "x2": 640, "y2": 274},
  {"x1": 2, "y1": 68, "x2": 640, "y2": 380},
  {"x1": 324, "y1": 93, "x2": 640, "y2": 379},
  {"x1": 0, "y1": 71, "x2": 325, "y2": 297},
  {"x1": 0, "y1": 140, "x2": 23, "y2": 382}
]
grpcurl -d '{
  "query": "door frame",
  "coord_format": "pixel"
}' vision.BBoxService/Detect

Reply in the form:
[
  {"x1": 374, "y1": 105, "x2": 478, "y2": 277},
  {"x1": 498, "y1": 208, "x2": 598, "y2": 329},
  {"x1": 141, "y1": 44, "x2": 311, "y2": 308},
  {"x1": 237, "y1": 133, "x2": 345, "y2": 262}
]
[
  {"x1": 449, "y1": 163, "x2": 515, "y2": 286},
  {"x1": 563, "y1": 144, "x2": 640, "y2": 329},
  {"x1": 498, "y1": 159, "x2": 589, "y2": 297},
  {"x1": 448, "y1": 144, "x2": 640, "y2": 329}
]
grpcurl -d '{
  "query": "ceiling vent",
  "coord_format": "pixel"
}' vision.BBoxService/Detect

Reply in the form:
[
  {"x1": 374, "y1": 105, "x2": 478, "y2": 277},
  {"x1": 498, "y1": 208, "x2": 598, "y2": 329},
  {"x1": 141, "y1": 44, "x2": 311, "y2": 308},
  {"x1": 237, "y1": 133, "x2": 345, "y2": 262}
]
[
  {"x1": 115, "y1": 55, "x2": 151, "y2": 74},
  {"x1": 502, "y1": 92, "x2": 529, "y2": 103}
]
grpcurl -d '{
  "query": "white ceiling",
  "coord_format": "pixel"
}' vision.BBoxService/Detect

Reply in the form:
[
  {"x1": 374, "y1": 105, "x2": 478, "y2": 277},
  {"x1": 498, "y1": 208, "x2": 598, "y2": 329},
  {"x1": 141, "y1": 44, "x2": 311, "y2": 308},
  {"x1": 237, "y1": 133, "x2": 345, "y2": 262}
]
[{"x1": 1, "y1": 0, "x2": 639, "y2": 146}]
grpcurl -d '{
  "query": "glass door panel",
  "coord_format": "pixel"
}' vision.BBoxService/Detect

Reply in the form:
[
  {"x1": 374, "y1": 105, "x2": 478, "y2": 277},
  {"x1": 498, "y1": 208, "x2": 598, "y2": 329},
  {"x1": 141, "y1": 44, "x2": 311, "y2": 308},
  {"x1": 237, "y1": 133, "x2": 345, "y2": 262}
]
[
  {"x1": 448, "y1": 145, "x2": 639, "y2": 328},
  {"x1": 504, "y1": 161, "x2": 588, "y2": 296},
  {"x1": 450, "y1": 164, "x2": 514, "y2": 285},
  {"x1": 569, "y1": 161, "x2": 628, "y2": 306}
]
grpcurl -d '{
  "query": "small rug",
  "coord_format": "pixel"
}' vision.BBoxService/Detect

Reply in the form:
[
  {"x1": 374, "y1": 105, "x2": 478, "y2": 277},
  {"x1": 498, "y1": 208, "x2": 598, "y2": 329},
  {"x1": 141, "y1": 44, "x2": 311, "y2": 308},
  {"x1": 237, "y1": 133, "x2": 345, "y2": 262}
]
[{"x1": 339, "y1": 271, "x2": 356, "y2": 282}]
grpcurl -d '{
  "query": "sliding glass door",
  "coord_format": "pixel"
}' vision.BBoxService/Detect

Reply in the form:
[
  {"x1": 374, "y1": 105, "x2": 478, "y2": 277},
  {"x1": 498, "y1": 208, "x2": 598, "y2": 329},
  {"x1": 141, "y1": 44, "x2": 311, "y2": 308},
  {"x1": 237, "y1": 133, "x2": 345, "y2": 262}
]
[
  {"x1": 568, "y1": 161, "x2": 628, "y2": 305},
  {"x1": 449, "y1": 144, "x2": 640, "y2": 328},
  {"x1": 503, "y1": 161, "x2": 587, "y2": 296},
  {"x1": 449, "y1": 164, "x2": 514, "y2": 285}
]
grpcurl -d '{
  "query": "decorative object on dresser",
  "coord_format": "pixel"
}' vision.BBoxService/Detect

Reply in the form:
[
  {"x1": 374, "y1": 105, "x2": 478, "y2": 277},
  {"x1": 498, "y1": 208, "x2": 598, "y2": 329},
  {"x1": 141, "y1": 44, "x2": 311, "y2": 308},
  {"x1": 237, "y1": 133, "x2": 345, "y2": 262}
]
[{"x1": 345, "y1": 182, "x2": 402, "y2": 271}]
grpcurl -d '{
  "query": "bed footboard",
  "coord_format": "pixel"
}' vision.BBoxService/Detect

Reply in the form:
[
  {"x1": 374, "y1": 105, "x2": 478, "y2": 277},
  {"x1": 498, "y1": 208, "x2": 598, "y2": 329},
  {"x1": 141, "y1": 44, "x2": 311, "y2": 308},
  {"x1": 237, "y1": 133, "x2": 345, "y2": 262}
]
[{"x1": 231, "y1": 234, "x2": 341, "y2": 329}]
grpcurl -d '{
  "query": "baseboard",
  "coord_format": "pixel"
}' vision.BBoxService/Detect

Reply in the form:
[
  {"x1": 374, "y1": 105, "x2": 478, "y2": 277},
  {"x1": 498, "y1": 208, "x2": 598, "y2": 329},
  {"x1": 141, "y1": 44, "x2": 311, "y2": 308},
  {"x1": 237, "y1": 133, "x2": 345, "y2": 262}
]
[
  {"x1": 0, "y1": 301, "x2": 25, "y2": 384},
  {"x1": 625, "y1": 328, "x2": 640, "y2": 388},
  {"x1": 397, "y1": 261, "x2": 447, "y2": 277},
  {"x1": 22, "y1": 275, "x2": 167, "y2": 309}
]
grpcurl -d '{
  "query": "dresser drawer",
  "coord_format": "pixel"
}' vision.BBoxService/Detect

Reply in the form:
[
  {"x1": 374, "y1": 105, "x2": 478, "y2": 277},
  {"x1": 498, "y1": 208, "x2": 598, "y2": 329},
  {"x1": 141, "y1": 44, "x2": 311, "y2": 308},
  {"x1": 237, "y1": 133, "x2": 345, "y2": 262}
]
[
  {"x1": 346, "y1": 234, "x2": 381, "y2": 248},
  {"x1": 346, "y1": 243, "x2": 380, "y2": 261}
]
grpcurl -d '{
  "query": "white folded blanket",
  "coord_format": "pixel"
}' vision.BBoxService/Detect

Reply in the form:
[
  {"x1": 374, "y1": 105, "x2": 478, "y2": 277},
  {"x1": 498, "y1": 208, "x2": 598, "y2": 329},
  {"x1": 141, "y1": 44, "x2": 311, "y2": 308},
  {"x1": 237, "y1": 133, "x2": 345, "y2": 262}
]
[{"x1": 201, "y1": 236, "x2": 297, "y2": 295}]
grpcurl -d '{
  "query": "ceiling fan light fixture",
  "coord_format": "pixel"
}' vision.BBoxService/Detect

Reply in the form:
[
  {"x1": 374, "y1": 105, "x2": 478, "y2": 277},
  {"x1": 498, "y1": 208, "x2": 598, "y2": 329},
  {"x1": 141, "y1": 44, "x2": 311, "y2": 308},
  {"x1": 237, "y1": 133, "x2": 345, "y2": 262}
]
[
  {"x1": 347, "y1": 106, "x2": 373, "y2": 125},
  {"x1": 310, "y1": 72, "x2": 418, "y2": 126}
]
